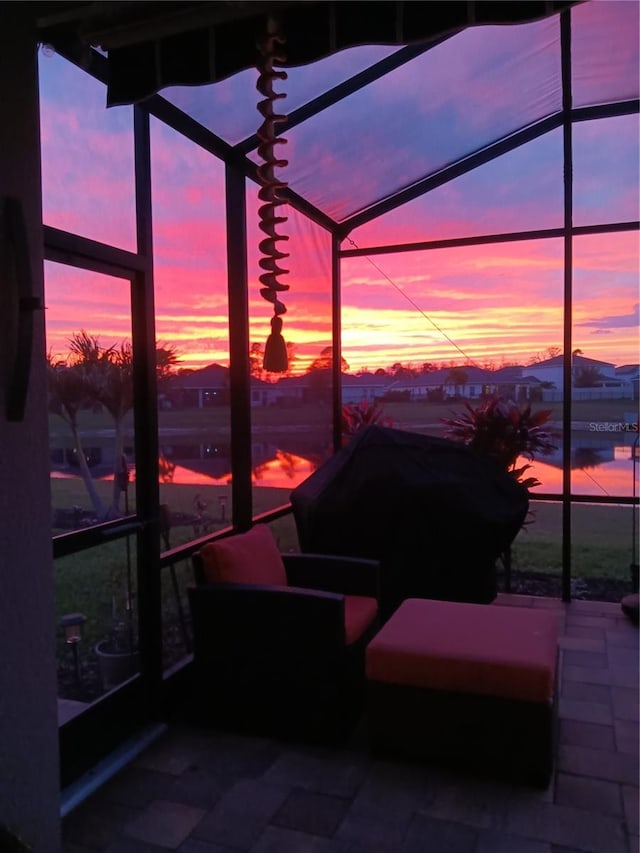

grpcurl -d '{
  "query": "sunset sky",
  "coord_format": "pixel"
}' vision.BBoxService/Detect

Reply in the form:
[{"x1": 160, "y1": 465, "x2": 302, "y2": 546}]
[{"x1": 39, "y1": 2, "x2": 639, "y2": 376}]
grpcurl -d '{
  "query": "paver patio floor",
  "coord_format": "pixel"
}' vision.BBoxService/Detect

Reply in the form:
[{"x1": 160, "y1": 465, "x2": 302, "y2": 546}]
[{"x1": 62, "y1": 595, "x2": 639, "y2": 853}]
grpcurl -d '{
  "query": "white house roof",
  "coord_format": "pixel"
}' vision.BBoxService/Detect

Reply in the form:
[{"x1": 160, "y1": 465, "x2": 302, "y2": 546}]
[{"x1": 531, "y1": 354, "x2": 615, "y2": 370}]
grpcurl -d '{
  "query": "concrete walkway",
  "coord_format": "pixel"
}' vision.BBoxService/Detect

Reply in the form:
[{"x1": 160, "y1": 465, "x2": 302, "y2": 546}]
[{"x1": 62, "y1": 595, "x2": 639, "y2": 853}]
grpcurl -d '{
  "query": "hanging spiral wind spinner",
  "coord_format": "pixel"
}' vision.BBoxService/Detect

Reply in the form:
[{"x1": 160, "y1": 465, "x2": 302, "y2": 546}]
[{"x1": 256, "y1": 15, "x2": 289, "y2": 373}]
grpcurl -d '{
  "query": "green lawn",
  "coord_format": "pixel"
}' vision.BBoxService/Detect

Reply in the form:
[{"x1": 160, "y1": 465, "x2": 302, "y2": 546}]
[
  {"x1": 49, "y1": 396, "x2": 637, "y2": 440},
  {"x1": 375, "y1": 398, "x2": 636, "y2": 433},
  {"x1": 52, "y1": 482, "x2": 299, "y2": 676},
  {"x1": 511, "y1": 501, "x2": 638, "y2": 579}
]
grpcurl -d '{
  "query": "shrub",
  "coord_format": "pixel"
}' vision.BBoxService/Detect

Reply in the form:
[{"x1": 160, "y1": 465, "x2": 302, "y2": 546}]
[
  {"x1": 441, "y1": 397, "x2": 557, "y2": 489},
  {"x1": 341, "y1": 399, "x2": 393, "y2": 442}
]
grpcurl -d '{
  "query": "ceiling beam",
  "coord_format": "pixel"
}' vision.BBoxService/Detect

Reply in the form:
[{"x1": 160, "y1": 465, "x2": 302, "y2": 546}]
[
  {"x1": 338, "y1": 114, "x2": 565, "y2": 236},
  {"x1": 236, "y1": 38, "x2": 452, "y2": 154}
]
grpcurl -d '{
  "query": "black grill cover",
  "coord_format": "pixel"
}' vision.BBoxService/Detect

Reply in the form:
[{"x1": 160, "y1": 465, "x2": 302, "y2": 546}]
[{"x1": 290, "y1": 425, "x2": 529, "y2": 616}]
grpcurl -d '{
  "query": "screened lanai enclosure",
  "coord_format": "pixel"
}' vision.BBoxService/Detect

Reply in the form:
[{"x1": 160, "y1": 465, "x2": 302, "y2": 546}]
[{"x1": 33, "y1": 1, "x2": 638, "y2": 784}]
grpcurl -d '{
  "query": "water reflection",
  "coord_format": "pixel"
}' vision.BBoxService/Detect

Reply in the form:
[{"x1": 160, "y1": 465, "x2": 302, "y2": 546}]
[
  {"x1": 529, "y1": 456, "x2": 637, "y2": 496},
  {"x1": 159, "y1": 441, "x2": 232, "y2": 482},
  {"x1": 528, "y1": 434, "x2": 638, "y2": 496},
  {"x1": 50, "y1": 434, "x2": 638, "y2": 497}
]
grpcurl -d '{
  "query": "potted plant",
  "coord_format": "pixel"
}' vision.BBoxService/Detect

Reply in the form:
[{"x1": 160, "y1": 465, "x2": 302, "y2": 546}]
[
  {"x1": 94, "y1": 510, "x2": 139, "y2": 691},
  {"x1": 441, "y1": 397, "x2": 557, "y2": 592},
  {"x1": 95, "y1": 604, "x2": 139, "y2": 692},
  {"x1": 441, "y1": 396, "x2": 556, "y2": 490}
]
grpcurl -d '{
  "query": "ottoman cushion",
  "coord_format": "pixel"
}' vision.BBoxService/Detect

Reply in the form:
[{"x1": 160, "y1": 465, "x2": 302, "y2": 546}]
[
  {"x1": 366, "y1": 598, "x2": 559, "y2": 703},
  {"x1": 365, "y1": 598, "x2": 560, "y2": 786}
]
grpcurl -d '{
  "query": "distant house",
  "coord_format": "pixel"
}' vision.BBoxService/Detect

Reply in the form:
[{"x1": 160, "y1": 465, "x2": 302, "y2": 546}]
[
  {"x1": 447, "y1": 366, "x2": 495, "y2": 400},
  {"x1": 341, "y1": 372, "x2": 395, "y2": 404},
  {"x1": 528, "y1": 355, "x2": 631, "y2": 401},
  {"x1": 615, "y1": 364, "x2": 640, "y2": 401},
  {"x1": 389, "y1": 369, "x2": 447, "y2": 400},
  {"x1": 269, "y1": 375, "x2": 308, "y2": 406},
  {"x1": 264, "y1": 371, "x2": 395, "y2": 406},
  {"x1": 390, "y1": 366, "x2": 541, "y2": 402},
  {"x1": 528, "y1": 354, "x2": 616, "y2": 388},
  {"x1": 166, "y1": 365, "x2": 284, "y2": 409},
  {"x1": 166, "y1": 363, "x2": 230, "y2": 409},
  {"x1": 249, "y1": 377, "x2": 280, "y2": 407},
  {"x1": 483, "y1": 366, "x2": 545, "y2": 402}
]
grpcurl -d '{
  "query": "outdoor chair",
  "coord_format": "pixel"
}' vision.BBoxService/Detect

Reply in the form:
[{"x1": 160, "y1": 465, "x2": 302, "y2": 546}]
[{"x1": 187, "y1": 524, "x2": 381, "y2": 742}]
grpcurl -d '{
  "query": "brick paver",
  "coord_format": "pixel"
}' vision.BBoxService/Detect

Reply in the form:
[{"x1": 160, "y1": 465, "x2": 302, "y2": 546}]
[
  {"x1": 559, "y1": 720, "x2": 616, "y2": 752},
  {"x1": 61, "y1": 598, "x2": 638, "y2": 853},
  {"x1": 555, "y1": 772, "x2": 623, "y2": 815},
  {"x1": 504, "y1": 801, "x2": 628, "y2": 853},
  {"x1": 616, "y1": 719, "x2": 640, "y2": 756},
  {"x1": 622, "y1": 784, "x2": 640, "y2": 835},
  {"x1": 123, "y1": 800, "x2": 206, "y2": 849}
]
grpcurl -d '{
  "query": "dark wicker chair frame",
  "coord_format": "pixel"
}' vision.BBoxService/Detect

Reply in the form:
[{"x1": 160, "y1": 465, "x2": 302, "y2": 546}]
[{"x1": 188, "y1": 550, "x2": 381, "y2": 742}]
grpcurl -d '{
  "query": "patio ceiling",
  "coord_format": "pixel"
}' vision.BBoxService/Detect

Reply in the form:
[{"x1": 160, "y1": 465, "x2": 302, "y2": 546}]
[{"x1": 33, "y1": 0, "x2": 631, "y2": 236}]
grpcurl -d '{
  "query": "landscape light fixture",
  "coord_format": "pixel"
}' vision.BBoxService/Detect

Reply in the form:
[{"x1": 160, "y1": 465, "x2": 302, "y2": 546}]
[
  {"x1": 218, "y1": 494, "x2": 228, "y2": 522},
  {"x1": 60, "y1": 612, "x2": 87, "y2": 682}
]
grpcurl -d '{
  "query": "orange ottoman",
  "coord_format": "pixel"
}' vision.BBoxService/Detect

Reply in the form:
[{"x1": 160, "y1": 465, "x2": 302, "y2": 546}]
[{"x1": 366, "y1": 598, "x2": 559, "y2": 786}]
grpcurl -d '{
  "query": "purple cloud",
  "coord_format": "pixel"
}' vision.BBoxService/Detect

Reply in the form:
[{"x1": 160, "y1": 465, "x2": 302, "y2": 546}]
[{"x1": 578, "y1": 303, "x2": 639, "y2": 329}]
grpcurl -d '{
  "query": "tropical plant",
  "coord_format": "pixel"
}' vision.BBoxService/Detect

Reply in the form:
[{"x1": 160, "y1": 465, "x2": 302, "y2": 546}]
[
  {"x1": 441, "y1": 397, "x2": 556, "y2": 489},
  {"x1": 341, "y1": 399, "x2": 393, "y2": 443},
  {"x1": 574, "y1": 365, "x2": 603, "y2": 388},
  {"x1": 155, "y1": 342, "x2": 181, "y2": 385},
  {"x1": 93, "y1": 341, "x2": 134, "y2": 517},
  {"x1": 47, "y1": 350, "x2": 106, "y2": 518},
  {"x1": 49, "y1": 332, "x2": 181, "y2": 519}
]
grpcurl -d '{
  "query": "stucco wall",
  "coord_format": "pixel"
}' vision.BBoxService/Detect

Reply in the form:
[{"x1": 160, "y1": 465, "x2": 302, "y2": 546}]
[{"x1": 0, "y1": 5, "x2": 61, "y2": 850}]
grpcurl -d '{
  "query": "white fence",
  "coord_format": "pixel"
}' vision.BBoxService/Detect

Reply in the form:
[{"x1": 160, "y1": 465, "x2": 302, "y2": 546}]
[{"x1": 543, "y1": 388, "x2": 634, "y2": 402}]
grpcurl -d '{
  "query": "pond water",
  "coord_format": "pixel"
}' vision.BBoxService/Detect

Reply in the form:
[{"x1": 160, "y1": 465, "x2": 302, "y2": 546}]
[{"x1": 51, "y1": 432, "x2": 639, "y2": 498}]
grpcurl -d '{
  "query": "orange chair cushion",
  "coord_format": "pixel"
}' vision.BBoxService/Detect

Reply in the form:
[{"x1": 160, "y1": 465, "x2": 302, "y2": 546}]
[
  {"x1": 198, "y1": 524, "x2": 288, "y2": 587},
  {"x1": 366, "y1": 598, "x2": 559, "y2": 703},
  {"x1": 344, "y1": 595, "x2": 378, "y2": 645}
]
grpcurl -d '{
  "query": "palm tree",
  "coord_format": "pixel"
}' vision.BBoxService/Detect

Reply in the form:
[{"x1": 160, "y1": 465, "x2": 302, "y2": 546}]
[
  {"x1": 60, "y1": 332, "x2": 133, "y2": 518},
  {"x1": 68, "y1": 329, "x2": 106, "y2": 364},
  {"x1": 92, "y1": 341, "x2": 134, "y2": 518},
  {"x1": 155, "y1": 343, "x2": 180, "y2": 386},
  {"x1": 51, "y1": 332, "x2": 182, "y2": 519},
  {"x1": 571, "y1": 348, "x2": 583, "y2": 389},
  {"x1": 47, "y1": 352, "x2": 106, "y2": 518}
]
